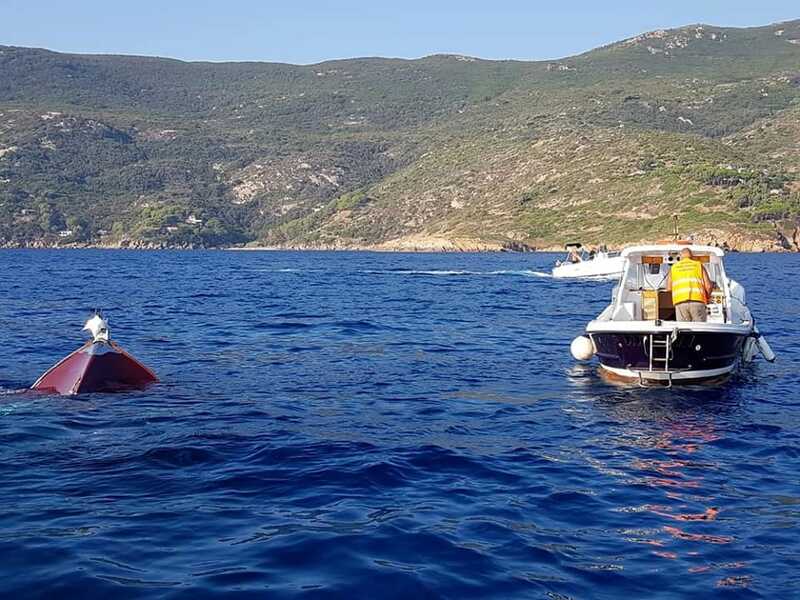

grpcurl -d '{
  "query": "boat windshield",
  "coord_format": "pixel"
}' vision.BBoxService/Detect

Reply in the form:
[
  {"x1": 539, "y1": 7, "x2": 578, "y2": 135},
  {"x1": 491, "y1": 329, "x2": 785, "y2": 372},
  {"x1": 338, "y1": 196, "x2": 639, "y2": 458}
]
[
  {"x1": 561, "y1": 246, "x2": 616, "y2": 264},
  {"x1": 623, "y1": 258, "x2": 722, "y2": 291}
]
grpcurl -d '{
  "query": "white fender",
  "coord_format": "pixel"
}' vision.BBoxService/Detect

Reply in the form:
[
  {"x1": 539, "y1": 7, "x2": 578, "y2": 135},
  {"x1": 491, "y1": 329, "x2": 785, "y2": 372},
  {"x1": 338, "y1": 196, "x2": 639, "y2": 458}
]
[
  {"x1": 757, "y1": 335, "x2": 776, "y2": 363},
  {"x1": 742, "y1": 338, "x2": 758, "y2": 363},
  {"x1": 570, "y1": 336, "x2": 595, "y2": 361}
]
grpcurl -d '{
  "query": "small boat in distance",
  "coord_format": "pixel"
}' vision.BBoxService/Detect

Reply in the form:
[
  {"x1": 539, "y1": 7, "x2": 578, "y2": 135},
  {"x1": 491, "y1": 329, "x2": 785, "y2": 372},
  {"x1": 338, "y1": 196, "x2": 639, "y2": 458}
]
[
  {"x1": 31, "y1": 314, "x2": 158, "y2": 396},
  {"x1": 570, "y1": 243, "x2": 775, "y2": 385},
  {"x1": 552, "y1": 243, "x2": 625, "y2": 279}
]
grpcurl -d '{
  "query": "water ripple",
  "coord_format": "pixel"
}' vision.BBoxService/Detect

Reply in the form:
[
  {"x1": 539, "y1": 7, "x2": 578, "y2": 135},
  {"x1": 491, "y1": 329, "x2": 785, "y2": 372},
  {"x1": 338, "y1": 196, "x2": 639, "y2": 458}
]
[{"x1": 0, "y1": 249, "x2": 797, "y2": 598}]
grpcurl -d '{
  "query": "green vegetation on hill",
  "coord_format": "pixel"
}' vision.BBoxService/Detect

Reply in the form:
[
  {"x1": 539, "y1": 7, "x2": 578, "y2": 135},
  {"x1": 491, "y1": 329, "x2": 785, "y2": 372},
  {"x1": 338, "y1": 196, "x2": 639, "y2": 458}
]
[{"x1": 1, "y1": 19, "x2": 800, "y2": 250}]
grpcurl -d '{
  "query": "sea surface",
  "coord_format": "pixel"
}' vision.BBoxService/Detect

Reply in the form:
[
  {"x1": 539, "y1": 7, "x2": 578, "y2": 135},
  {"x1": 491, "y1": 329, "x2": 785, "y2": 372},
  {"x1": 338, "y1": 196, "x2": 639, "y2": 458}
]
[{"x1": 0, "y1": 249, "x2": 798, "y2": 599}]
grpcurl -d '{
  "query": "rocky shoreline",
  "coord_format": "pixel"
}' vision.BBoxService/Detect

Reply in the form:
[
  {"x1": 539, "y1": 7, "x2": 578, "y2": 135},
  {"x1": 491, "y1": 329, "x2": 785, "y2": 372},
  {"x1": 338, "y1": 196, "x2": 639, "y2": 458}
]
[
  {"x1": 0, "y1": 239, "x2": 204, "y2": 251},
  {"x1": 3, "y1": 239, "x2": 798, "y2": 253},
  {"x1": 2, "y1": 226, "x2": 798, "y2": 253}
]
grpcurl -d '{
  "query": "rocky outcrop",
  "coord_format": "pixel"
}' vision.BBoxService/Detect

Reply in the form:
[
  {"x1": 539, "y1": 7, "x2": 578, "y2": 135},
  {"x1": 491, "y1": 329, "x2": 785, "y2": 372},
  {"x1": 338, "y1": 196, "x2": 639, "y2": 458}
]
[{"x1": 501, "y1": 240, "x2": 537, "y2": 252}]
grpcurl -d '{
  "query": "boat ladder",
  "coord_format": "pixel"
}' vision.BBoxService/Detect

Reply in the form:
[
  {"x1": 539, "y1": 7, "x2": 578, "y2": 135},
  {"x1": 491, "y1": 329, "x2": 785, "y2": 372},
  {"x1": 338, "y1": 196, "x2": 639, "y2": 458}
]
[{"x1": 641, "y1": 330, "x2": 678, "y2": 388}]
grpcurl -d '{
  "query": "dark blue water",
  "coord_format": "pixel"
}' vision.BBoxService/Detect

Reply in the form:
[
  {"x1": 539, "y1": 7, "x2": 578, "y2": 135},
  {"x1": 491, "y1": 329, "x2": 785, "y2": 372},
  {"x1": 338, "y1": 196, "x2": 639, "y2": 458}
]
[{"x1": 0, "y1": 250, "x2": 798, "y2": 599}]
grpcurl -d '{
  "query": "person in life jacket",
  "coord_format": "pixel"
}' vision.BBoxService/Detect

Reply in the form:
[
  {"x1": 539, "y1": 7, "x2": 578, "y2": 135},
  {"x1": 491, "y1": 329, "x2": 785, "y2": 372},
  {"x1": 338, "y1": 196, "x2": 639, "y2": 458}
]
[{"x1": 666, "y1": 248, "x2": 714, "y2": 322}]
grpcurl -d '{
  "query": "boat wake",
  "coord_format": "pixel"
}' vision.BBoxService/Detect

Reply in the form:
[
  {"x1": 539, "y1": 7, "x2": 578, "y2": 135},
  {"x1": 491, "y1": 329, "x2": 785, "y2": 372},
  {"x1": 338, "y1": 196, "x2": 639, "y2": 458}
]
[
  {"x1": 248, "y1": 266, "x2": 558, "y2": 278},
  {"x1": 0, "y1": 387, "x2": 30, "y2": 416},
  {"x1": 0, "y1": 385, "x2": 27, "y2": 396},
  {"x1": 253, "y1": 268, "x2": 306, "y2": 273},
  {"x1": 364, "y1": 269, "x2": 553, "y2": 278}
]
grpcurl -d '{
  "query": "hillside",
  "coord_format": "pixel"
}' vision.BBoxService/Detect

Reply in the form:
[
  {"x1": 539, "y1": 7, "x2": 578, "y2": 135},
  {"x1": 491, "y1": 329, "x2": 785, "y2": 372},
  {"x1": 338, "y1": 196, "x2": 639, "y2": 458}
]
[{"x1": 1, "y1": 20, "x2": 800, "y2": 250}]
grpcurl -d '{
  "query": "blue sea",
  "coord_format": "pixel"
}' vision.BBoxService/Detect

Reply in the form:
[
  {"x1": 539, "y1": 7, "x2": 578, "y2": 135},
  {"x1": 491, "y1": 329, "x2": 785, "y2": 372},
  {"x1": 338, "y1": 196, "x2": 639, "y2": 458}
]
[{"x1": 0, "y1": 250, "x2": 798, "y2": 599}]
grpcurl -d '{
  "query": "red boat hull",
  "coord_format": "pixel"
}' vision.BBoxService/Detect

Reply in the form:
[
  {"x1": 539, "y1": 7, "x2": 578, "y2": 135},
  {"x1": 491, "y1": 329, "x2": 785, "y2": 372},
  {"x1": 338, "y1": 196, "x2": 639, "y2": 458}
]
[{"x1": 32, "y1": 340, "x2": 158, "y2": 395}]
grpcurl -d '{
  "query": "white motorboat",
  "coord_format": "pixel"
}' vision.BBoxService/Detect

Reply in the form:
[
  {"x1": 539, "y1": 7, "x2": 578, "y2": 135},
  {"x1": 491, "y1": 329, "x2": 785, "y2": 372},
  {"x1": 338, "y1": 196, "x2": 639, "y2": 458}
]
[
  {"x1": 569, "y1": 243, "x2": 775, "y2": 385},
  {"x1": 552, "y1": 243, "x2": 624, "y2": 279}
]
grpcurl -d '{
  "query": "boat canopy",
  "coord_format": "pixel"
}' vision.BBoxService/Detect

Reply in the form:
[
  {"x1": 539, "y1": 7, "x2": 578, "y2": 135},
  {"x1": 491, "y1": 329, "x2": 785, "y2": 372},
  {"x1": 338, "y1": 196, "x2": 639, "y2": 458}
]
[
  {"x1": 620, "y1": 244, "x2": 725, "y2": 258},
  {"x1": 565, "y1": 243, "x2": 582, "y2": 249}
]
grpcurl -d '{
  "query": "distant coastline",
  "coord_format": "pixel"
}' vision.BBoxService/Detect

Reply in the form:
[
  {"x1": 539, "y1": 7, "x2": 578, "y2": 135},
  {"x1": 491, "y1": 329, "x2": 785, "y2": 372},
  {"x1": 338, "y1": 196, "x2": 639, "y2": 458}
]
[{"x1": 1, "y1": 240, "x2": 797, "y2": 253}]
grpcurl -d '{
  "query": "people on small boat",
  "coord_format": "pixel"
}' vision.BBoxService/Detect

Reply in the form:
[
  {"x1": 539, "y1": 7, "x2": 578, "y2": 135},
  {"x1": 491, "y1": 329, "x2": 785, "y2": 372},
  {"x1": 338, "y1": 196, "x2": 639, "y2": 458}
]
[{"x1": 666, "y1": 248, "x2": 714, "y2": 322}]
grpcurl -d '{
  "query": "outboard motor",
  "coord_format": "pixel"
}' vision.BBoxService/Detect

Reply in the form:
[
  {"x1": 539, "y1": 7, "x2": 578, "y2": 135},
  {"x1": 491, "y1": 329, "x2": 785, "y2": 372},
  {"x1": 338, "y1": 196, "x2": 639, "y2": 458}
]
[{"x1": 31, "y1": 314, "x2": 158, "y2": 396}]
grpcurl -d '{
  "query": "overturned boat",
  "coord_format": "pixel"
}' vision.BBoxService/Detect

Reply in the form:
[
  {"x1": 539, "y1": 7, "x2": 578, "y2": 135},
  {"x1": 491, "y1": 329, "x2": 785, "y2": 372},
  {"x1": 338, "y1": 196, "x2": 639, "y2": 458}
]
[
  {"x1": 32, "y1": 314, "x2": 158, "y2": 395},
  {"x1": 570, "y1": 244, "x2": 774, "y2": 385},
  {"x1": 552, "y1": 243, "x2": 625, "y2": 279}
]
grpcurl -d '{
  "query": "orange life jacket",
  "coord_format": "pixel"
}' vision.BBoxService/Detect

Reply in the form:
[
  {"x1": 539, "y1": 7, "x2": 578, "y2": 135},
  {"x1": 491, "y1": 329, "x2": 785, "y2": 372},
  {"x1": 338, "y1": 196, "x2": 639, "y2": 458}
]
[{"x1": 671, "y1": 258, "x2": 708, "y2": 304}]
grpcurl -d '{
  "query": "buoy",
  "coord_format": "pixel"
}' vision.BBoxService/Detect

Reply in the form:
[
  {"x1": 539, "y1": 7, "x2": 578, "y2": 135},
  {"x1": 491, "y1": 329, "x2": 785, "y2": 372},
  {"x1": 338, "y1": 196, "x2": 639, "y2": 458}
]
[
  {"x1": 31, "y1": 314, "x2": 158, "y2": 396},
  {"x1": 570, "y1": 335, "x2": 595, "y2": 361}
]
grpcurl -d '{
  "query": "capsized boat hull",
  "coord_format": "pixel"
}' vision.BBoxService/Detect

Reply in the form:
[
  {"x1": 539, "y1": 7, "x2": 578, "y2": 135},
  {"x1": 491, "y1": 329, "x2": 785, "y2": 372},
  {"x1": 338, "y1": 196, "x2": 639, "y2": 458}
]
[{"x1": 31, "y1": 340, "x2": 158, "y2": 395}]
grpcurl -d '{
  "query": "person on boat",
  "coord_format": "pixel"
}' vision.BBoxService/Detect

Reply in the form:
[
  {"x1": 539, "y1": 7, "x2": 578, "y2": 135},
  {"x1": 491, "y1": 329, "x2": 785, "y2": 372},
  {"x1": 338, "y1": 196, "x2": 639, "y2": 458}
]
[
  {"x1": 588, "y1": 248, "x2": 597, "y2": 260},
  {"x1": 568, "y1": 247, "x2": 582, "y2": 263},
  {"x1": 666, "y1": 248, "x2": 713, "y2": 322}
]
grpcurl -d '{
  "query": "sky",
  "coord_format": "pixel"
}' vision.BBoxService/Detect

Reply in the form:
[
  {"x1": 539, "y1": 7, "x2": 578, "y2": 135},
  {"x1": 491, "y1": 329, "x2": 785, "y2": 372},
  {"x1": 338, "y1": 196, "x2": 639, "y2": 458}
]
[{"x1": 0, "y1": 1, "x2": 797, "y2": 64}]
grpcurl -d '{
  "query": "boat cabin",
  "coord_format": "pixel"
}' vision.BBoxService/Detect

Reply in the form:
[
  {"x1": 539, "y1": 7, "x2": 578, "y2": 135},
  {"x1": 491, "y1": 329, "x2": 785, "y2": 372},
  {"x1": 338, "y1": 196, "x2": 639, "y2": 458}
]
[{"x1": 607, "y1": 245, "x2": 733, "y2": 324}]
